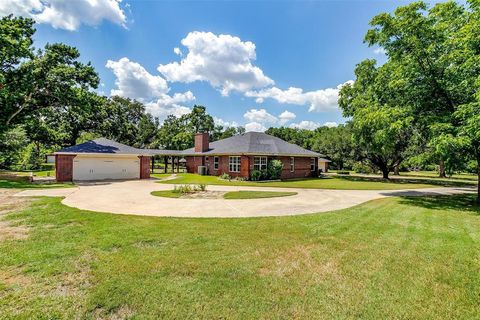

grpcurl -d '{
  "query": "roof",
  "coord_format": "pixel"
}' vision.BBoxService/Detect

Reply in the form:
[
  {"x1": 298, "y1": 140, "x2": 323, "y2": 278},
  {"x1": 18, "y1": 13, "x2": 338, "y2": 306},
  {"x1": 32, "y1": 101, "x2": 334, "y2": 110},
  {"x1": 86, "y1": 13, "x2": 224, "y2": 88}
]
[
  {"x1": 55, "y1": 138, "x2": 146, "y2": 155},
  {"x1": 182, "y1": 132, "x2": 323, "y2": 157},
  {"x1": 319, "y1": 158, "x2": 331, "y2": 162}
]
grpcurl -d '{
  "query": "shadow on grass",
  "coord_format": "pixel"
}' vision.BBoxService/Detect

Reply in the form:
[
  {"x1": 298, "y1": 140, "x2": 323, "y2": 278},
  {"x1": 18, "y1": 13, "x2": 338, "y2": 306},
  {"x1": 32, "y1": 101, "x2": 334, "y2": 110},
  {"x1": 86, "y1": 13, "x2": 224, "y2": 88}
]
[
  {"x1": 397, "y1": 194, "x2": 480, "y2": 214},
  {"x1": 335, "y1": 175, "x2": 474, "y2": 187}
]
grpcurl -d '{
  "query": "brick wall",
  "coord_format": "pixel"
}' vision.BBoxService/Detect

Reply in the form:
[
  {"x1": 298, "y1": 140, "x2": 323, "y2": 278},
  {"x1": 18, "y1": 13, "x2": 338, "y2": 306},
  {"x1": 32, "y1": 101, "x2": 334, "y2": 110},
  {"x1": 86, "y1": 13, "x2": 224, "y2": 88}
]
[
  {"x1": 194, "y1": 133, "x2": 209, "y2": 152},
  {"x1": 139, "y1": 156, "x2": 151, "y2": 179},
  {"x1": 185, "y1": 155, "x2": 318, "y2": 179},
  {"x1": 55, "y1": 154, "x2": 76, "y2": 182}
]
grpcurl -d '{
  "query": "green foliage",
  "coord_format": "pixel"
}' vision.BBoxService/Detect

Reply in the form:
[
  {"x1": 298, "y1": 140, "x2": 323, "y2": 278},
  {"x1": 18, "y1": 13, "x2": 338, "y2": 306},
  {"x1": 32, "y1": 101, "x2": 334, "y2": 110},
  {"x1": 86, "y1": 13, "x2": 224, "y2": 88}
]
[
  {"x1": 352, "y1": 162, "x2": 374, "y2": 174},
  {"x1": 250, "y1": 170, "x2": 262, "y2": 181},
  {"x1": 18, "y1": 143, "x2": 45, "y2": 170},
  {"x1": 219, "y1": 173, "x2": 231, "y2": 180},
  {"x1": 0, "y1": 127, "x2": 28, "y2": 169},
  {"x1": 267, "y1": 160, "x2": 283, "y2": 180}
]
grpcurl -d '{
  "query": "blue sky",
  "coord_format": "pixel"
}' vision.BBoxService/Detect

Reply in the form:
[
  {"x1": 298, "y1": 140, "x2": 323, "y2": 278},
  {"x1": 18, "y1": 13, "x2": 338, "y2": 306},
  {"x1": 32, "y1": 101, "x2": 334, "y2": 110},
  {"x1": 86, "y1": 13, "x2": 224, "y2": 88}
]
[{"x1": 3, "y1": 0, "x2": 426, "y2": 131}]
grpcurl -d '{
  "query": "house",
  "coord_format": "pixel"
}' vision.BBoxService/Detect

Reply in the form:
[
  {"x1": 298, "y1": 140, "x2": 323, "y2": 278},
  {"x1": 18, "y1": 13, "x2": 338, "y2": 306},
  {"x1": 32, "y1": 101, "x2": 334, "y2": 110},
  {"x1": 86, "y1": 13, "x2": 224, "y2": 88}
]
[
  {"x1": 54, "y1": 132, "x2": 328, "y2": 181},
  {"x1": 182, "y1": 132, "x2": 326, "y2": 179},
  {"x1": 54, "y1": 138, "x2": 153, "y2": 182}
]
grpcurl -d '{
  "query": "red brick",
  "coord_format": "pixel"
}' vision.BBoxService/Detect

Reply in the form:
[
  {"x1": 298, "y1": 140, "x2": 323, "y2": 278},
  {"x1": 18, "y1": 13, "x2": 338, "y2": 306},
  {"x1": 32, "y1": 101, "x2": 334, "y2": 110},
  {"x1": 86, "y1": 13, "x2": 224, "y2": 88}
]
[
  {"x1": 139, "y1": 156, "x2": 151, "y2": 179},
  {"x1": 55, "y1": 154, "x2": 76, "y2": 182}
]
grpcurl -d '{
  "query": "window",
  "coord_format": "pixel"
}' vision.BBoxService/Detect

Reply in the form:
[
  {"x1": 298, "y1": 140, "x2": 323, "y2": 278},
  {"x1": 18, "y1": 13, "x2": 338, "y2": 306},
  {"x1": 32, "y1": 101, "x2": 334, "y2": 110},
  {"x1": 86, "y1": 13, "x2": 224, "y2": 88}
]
[
  {"x1": 253, "y1": 156, "x2": 267, "y2": 171},
  {"x1": 213, "y1": 156, "x2": 219, "y2": 170},
  {"x1": 229, "y1": 156, "x2": 240, "y2": 172},
  {"x1": 290, "y1": 157, "x2": 295, "y2": 172},
  {"x1": 310, "y1": 158, "x2": 316, "y2": 171}
]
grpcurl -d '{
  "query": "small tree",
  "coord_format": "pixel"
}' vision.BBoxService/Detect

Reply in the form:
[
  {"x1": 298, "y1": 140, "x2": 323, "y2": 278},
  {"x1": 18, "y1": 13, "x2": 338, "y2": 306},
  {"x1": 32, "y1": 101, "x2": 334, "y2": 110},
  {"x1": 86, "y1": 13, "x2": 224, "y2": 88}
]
[{"x1": 267, "y1": 160, "x2": 283, "y2": 180}]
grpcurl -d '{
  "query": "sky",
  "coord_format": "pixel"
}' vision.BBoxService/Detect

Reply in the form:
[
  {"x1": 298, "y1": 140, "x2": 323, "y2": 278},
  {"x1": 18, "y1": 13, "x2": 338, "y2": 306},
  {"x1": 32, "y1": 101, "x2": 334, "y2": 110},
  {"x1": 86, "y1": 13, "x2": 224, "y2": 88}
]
[{"x1": 1, "y1": 0, "x2": 429, "y2": 131}]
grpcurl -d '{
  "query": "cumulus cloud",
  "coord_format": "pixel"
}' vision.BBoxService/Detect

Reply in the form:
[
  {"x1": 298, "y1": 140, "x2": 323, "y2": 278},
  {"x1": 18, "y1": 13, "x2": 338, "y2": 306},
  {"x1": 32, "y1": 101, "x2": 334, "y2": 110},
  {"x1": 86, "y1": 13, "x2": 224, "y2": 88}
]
[
  {"x1": 106, "y1": 57, "x2": 169, "y2": 101},
  {"x1": 173, "y1": 47, "x2": 182, "y2": 56},
  {"x1": 245, "y1": 122, "x2": 266, "y2": 132},
  {"x1": 243, "y1": 108, "x2": 278, "y2": 124},
  {"x1": 374, "y1": 47, "x2": 387, "y2": 55},
  {"x1": 214, "y1": 117, "x2": 239, "y2": 128},
  {"x1": 289, "y1": 121, "x2": 320, "y2": 130},
  {"x1": 145, "y1": 91, "x2": 195, "y2": 120},
  {"x1": 323, "y1": 121, "x2": 338, "y2": 128},
  {"x1": 0, "y1": 0, "x2": 126, "y2": 31},
  {"x1": 157, "y1": 31, "x2": 274, "y2": 96},
  {"x1": 245, "y1": 80, "x2": 353, "y2": 112},
  {"x1": 278, "y1": 110, "x2": 296, "y2": 125}
]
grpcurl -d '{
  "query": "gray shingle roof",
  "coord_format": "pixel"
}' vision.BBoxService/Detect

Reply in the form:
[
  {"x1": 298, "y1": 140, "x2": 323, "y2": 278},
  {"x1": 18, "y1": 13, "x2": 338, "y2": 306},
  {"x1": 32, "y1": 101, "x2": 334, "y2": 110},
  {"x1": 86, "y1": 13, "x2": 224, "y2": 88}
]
[
  {"x1": 56, "y1": 138, "x2": 145, "y2": 155},
  {"x1": 182, "y1": 132, "x2": 323, "y2": 157}
]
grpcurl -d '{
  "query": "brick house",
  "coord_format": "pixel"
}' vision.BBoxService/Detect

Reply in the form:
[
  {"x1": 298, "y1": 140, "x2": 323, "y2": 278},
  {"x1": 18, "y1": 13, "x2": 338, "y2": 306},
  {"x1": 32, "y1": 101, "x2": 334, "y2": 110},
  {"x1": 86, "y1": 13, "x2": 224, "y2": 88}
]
[
  {"x1": 54, "y1": 132, "x2": 328, "y2": 182},
  {"x1": 182, "y1": 132, "x2": 327, "y2": 179}
]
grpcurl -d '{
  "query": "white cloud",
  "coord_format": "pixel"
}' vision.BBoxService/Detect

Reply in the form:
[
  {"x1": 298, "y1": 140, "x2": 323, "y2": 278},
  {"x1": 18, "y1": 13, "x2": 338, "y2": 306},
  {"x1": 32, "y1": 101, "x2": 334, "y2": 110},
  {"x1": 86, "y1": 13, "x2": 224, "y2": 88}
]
[
  {"x1": 0, "y1": 0, "x2": 126, "y2": 31},
  {"x1": 173, "y1": 47, "x2": 182, "y2": 56},
  {"x1": 245, "y1": 80, "x2": 353, "y2": 112},
  {"x1": 243, "y1": 108, "x2": 277, "y2": 124},
  {"x1": 157, "y1": 31, "x2": 274, "y2": 96},
  {"x1": 374, "y1": 47, "x2": 387, "y2": 55},
  {"x1": 323, "y1": 121, "x2": 338, "y2": 128},
  {"x1": 278, "y1": 110, "x2": 296, "y2": 125},
  {"x1": 245, "y1": 122, "x2": 266, "y2": 132},
  {"x1": 106, "y1": 57, "x2": 169, "y2": 101},
  {"x1": 289, "y1": 121, "x2": 320, "y2": 130},
  {"x1": 214, "y1": 117, "x2": 238, "y2": 128},
  {"x1": 145, "y1": 91, "x2": 195, "y2": 120}
]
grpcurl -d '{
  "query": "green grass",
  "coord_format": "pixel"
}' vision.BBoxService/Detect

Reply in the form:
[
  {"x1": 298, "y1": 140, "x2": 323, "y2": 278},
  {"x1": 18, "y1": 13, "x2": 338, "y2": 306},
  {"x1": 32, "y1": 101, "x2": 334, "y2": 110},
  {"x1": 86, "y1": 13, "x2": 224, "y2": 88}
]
[
  {"x1": 150, "y1": 190, "x2": 182, "y2": 198},
  {"x1": 157, "y1": 173, "x2": 450, "y2": 190},
  {"x1": 402, "y1": 170, "x2": 478, "y2": 181},
  {"x1": 0, "y1": 179, "x2": 73, "y2": 189},
  {"x1": 0, "y1": 194, "x2": 479, "y2": 318},
  {"x1": 223, "y1": 190, "x2": 297, "y2": 199}
]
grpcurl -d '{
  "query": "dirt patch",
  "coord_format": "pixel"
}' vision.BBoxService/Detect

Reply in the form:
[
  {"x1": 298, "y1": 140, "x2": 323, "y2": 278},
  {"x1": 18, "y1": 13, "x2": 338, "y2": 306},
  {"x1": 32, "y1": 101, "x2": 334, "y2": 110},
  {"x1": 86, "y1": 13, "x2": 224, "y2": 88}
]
[
  {"x1": 258, "y1": 244, "x2": 341, "y2": 280},
  {"x1": 0, "y1": 268, "x2": 33, "y2": 287},
  {"x1": 92, "y1": 305, "x2": 135, "y2": 320},
  {"x1": 0, "y1": 190, "x2": 32, "y2": 241}
]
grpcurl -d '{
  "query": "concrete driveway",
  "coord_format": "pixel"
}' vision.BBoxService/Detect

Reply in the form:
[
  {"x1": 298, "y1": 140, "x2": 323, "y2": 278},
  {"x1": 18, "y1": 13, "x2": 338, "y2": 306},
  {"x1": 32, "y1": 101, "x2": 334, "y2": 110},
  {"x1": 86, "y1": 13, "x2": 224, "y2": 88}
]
[{"x1": 13, "y1": 179, "x2": 474, "y2": 218}]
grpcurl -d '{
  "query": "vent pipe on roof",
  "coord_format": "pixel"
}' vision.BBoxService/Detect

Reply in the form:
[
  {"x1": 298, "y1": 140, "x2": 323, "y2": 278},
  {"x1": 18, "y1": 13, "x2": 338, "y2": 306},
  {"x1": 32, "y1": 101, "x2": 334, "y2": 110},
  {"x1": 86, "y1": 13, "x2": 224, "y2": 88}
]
[{"x1": 195, "y1": 132, "x2": 209, "y2": 152}]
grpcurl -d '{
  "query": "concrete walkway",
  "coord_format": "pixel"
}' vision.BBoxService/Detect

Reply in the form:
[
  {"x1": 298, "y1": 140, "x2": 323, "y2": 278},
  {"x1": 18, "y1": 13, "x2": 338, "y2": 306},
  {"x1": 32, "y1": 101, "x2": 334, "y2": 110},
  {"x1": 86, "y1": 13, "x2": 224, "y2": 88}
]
[{"x1": 13, "y1": 179, "x2": 474, "y2": 218}]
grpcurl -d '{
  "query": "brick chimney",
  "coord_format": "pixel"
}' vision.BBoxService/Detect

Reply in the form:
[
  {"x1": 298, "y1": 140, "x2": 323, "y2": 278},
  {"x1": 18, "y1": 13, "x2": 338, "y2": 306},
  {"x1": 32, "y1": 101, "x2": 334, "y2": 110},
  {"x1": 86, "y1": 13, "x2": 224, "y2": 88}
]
[{"x1": 195, "y1": 132, "x2": 209, "y2": 152}]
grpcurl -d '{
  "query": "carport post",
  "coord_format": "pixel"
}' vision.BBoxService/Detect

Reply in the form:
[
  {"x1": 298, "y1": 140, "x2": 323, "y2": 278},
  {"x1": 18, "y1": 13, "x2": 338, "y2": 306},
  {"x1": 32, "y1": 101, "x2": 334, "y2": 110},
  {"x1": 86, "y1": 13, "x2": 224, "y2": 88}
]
[
  {"x1": 151, "y1": 156, "x2": 155, "y2": 173},
  {"x1": 176, "y1": 156, "x2": 180, "y2": 173},
  {"x1": 164, "y1": 156, "x2": 167, "y2": 173},
  {"x1": 171, "y1": 156, "x2": 174, "y2": 173}
]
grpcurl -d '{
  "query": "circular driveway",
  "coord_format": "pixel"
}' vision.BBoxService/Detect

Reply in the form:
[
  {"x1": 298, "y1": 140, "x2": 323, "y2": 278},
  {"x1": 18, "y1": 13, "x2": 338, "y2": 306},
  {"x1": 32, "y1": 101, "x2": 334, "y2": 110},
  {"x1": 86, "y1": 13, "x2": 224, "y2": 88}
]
[{"x1": 14, "y1": 179, "x2": 474, "y2": 218}]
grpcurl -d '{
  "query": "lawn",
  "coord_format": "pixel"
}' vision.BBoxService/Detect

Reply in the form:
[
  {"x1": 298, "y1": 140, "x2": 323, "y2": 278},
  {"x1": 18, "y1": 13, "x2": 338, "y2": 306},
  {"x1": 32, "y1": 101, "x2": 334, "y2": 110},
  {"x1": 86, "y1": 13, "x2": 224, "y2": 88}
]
[
  {"x1": 0, "y1": 193, "x2": 479, "y2": 318},
  {"x1": 157, "y1": 173, "x2": 456, "y2": 190},
  {"x1": 151, "y1": 190, "x2": 298, "y2": 199},
  {"x1": 223, "y1": 190, "x2": 297, "y2": 199},
  {"x1": 0, "y1": 178, "x2": 73, "y2": 189}
]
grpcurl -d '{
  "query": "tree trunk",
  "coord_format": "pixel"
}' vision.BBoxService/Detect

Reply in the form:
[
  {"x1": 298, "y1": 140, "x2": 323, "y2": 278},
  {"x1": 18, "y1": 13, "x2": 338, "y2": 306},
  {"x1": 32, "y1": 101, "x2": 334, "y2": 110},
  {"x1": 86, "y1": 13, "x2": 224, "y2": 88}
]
[
  {"x1": 380, "y1": 166, "x2": 389, "y2": 179},
  {"x1": 394, "y1": 165, "x2": 400, "y2": 176},
  {"x1": 439, "y1": 160, "x2": 446, "y2": 178}
]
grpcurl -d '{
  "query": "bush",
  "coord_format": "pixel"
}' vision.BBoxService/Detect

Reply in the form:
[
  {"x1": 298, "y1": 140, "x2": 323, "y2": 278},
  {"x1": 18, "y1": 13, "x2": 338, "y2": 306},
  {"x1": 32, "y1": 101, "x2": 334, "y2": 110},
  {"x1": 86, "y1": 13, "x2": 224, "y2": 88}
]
[
  {"x1": 219, "y1": 173, "x2": 231, "y2": 180},
  {"x1": 352, "y1": 162, "x2": 374, "y2": 174},
  {"x1": 250, "y1": 170, "x2": 262, "y2": 181},
  {"x1": 336, "y1": 171, "x2": 350, "y2": 175},
  {"x1": 173, "y1": 184, "x2": 192, "y2": 194},
  {"x1": 267, "y1": 160, "x2": 283, "y2": 180},
  {"x1": 194, "y1": 184, "x2": 207, "y2": 191}
]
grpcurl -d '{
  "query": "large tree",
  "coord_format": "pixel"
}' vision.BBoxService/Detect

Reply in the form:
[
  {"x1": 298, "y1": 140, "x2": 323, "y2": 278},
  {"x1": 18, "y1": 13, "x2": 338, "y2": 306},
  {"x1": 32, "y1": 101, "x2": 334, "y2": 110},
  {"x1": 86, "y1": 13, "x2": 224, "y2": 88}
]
[
  {"x1": 361, "y1": 0, "x2": 480, "y2": 200},
  {"x1": 0, "y1": 16, "x2": 99, "y2": 133}
]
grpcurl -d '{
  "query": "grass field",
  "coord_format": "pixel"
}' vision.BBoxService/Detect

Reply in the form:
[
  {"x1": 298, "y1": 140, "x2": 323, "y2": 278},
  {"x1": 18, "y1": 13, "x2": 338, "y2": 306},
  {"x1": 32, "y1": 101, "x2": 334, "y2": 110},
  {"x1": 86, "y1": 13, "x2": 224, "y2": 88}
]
[
  {"x1": 223, "y1": 190, "x2": 297, "y2": 199},
  {"x1": 150, "y1": 190, "x2": 182, "y2": 198},
  {"x1": 157, "y1": 173, "x2": 458, "y2": 190},
  {"x1": 0, "y1": 193, "x2": 479, "y2": 318}
]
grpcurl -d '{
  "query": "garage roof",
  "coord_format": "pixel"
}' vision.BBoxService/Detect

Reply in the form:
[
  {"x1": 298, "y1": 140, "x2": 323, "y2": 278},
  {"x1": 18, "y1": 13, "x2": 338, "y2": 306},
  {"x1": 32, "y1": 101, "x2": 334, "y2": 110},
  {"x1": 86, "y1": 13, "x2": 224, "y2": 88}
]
[{"x1": 55, "y1": 138, "x2": 146, "y2": 155}]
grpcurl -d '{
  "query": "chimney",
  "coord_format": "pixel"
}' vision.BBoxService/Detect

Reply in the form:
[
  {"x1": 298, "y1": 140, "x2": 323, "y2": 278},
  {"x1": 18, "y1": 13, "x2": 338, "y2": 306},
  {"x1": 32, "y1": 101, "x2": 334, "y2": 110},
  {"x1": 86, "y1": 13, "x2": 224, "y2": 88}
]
[{"x1": 195, "y1": 132, "x2": 209, "y2": 152}]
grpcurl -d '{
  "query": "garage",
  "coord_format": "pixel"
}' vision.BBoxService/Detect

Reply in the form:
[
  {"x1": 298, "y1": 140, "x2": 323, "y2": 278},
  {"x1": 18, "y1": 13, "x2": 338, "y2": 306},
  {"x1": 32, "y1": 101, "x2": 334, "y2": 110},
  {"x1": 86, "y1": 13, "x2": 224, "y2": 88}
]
[
  {"x1": 54, "y1": 138, "x2": 152, "y2": 182},
  {"x1": 73, "y1": 155, "x2": 140, "y2": 181}
]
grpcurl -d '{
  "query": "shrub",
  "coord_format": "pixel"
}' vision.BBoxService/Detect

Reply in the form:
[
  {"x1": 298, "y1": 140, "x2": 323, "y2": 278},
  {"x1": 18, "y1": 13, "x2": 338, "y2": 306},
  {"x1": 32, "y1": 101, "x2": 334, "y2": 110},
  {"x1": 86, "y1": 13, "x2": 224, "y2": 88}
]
[
  {"x1": 219, "y1": 173, "x2": 231, "y2": 180},
  {"x1": 352, "y1": 162, "x2": 374, "y2": 174},
  {"x1": 250, "y1": 170, "x2": 262, "y2": 181},
  {"x1": 173, "y1": 184, "x2": 193, "y2": 194},
  {"x1": 267, "y1": 160, "x2": 283, "y2": 180},
  {"x1": 336, "y1": 171, "x2": 350, "y2": 175},
  {"x1": 194, "y1": 184, "x2": 207, "y2": 191}
]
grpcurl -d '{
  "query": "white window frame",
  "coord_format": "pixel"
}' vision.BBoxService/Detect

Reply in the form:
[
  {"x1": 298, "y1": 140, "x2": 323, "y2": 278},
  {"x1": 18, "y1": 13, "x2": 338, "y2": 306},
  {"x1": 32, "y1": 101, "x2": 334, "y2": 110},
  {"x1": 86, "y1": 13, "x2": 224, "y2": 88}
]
[
  {"x1": 253, "y1": 156, "x2": 268, "y2": 171},
  {"x1": 290, "y1": 157, "x2": 295, "y2": 172},
  {"x1": 229, "y1": 156, "x2": 241, "y2": 172},
  {"x1": 213, "y1": 156, "x2": 219, "y2": 170},
  {"x1": 310, "y1": 157, "x2": 316, "y2": 172}
]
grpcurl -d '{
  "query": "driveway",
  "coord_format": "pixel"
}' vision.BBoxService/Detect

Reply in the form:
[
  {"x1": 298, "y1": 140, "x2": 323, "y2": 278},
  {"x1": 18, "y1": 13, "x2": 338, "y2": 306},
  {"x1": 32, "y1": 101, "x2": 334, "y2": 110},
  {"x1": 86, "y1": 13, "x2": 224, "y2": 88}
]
[{"x1": 13, "y1": 179, "x2": 474, "y2": 218}]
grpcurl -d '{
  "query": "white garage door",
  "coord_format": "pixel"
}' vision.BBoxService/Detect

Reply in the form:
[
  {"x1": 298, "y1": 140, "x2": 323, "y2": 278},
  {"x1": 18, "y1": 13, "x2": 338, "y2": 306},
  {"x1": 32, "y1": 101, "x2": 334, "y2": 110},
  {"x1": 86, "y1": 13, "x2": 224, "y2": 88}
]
[{"x1": 73, "y1": 156, "x2": 140, "y2": 181}]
